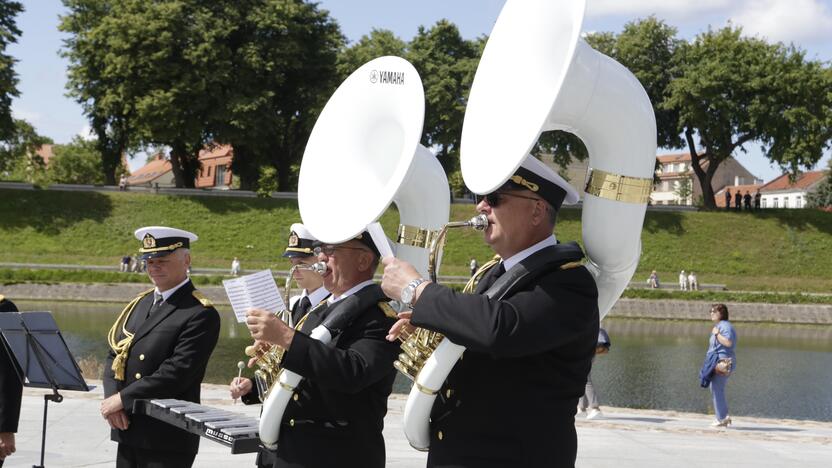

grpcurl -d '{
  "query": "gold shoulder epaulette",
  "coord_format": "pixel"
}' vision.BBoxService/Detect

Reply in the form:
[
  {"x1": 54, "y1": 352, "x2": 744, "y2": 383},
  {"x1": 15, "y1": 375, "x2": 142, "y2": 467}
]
[
  {"x1": 0, "y1": 294, "x2": 5, "y2": 302},
  {"x1": 378, "y1": 301, "x2": 398, "y2": 319},
  {"x1": 192, "y1": 290, "x2": 213, "y2": 307},
  {"x1": 560, "y1": 261, "x2": 584, "y2": 270}
]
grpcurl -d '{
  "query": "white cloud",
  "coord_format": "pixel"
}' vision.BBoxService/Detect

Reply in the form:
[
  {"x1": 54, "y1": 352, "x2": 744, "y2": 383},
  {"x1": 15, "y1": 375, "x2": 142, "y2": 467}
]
[
  {"x1": 587, "y1": 0, "x2": 732, "y2": 17},
  {"x1": 731, "y1": 0, "x2": 832, "y2": 43}
]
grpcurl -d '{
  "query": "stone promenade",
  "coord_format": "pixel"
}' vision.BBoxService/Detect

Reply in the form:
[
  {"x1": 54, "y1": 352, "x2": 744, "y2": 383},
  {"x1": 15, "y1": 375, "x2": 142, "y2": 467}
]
[{"x1": 3, "y1": 382, "x2": 830, "y2": 468}]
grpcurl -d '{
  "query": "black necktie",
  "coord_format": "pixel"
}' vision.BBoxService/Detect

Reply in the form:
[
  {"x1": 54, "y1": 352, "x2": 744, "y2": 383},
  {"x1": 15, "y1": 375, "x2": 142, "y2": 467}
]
[
  {"x1": 477, "y1": 262, "x2": 506, "y2": 293},
  {"x1": 147, "y1": 291, "x2": 163, "y2": 318},
  {"x1": 294, "y1": 296, "x2": 312, "y2": 323}
]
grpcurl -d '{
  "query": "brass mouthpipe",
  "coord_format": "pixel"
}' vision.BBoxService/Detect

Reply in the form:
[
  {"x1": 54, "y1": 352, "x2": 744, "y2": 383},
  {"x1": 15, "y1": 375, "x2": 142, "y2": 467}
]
[{"x1": 427, "y1": 214, "x2": 488, "y2": 282}]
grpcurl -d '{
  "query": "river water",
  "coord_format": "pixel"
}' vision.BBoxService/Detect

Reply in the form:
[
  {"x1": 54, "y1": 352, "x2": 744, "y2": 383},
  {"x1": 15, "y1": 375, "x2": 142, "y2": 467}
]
[{"x1": 11, "y1": 300, "x2": 832, "y2": 422}]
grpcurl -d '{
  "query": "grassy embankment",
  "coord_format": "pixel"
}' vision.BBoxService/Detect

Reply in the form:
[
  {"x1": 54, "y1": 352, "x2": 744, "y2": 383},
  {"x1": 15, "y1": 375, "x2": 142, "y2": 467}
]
[{"x1": 2, "y1": 188, "x2": 831, "y2": 302}]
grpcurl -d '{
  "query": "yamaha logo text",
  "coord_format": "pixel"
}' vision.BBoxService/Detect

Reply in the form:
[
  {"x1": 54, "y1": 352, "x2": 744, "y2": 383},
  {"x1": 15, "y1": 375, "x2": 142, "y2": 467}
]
[{"x1": 370, "y1": 70, "x2": 405, "y2": 85}]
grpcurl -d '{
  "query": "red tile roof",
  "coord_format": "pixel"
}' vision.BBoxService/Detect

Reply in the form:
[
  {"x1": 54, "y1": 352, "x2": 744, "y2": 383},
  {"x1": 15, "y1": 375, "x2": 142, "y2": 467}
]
[
  {"x1": 198, "y1": 144, "x2": 233, "y2": 160},
  {"x1": 656, "y1": 152, "x2": 692, "y2": 163},
  {"x1": 761, "y1": 171, "x2": 826, "y2": 192},
  {"x1": 127, "y1": 154, "x2": 171, "y2": 185}
]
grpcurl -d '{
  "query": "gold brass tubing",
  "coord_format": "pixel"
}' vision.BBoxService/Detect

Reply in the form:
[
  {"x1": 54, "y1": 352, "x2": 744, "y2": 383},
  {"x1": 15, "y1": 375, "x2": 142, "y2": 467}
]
[
  {"x1": 397, "y1": 225, "x2": 439, "y2": 248},
  {"x1": 584, "y1": 168, "x2": 652, "y2": 204}
]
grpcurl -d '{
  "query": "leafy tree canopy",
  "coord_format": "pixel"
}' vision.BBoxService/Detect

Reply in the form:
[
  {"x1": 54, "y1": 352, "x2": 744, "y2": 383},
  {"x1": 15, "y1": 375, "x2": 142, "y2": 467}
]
[
  {"x1": 0, "y1": 0, "x2": 22, "y2": 142},
  {"x1": 665, "y1": 25, "x2": 831, "y2": 208},
  {"x1": 0, "y1": 119, "x2": 52, "y2": 181},
  {"x1": 337, "y1": 28, "x2": 406, "y2": 79}
]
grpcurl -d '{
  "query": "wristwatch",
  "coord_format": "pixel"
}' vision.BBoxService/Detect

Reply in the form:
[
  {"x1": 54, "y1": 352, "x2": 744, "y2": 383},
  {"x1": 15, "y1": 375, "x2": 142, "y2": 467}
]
[{"x1": 401, "y1": 278, "x2": 428, "y2": 309}]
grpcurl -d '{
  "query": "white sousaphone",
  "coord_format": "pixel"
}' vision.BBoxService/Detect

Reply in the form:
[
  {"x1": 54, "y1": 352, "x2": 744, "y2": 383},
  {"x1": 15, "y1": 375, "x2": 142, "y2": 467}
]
[
  {"x1": 257, "y1": 55, "x2": 451, "y2": 449},
  {"x1": 401, "y1": 0, "x2": 657, "y2": 450}
]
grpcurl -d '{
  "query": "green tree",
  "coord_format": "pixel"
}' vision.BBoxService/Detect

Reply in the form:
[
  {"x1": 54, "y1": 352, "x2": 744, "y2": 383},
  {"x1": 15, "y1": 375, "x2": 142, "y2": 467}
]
[
  {"x1": 62, "y1": 0, "x2": 242, "y2": 188},
  {"x1": 0, "y1": 0, "x2": 22, "y2": 142},
  {"x1": 806, "y1": 160, "x2": 832, "y2": 210},
  {"x1": 215, "y1": 0, "x2": 344, "y2": 191},
  {"x1": 337, "y1": 29, "x2": 406, "y2": 79},
  {"x1": 673, "y1": 172, "x2": 693, "y2": 205},
  {"x1": 407, "y1": 21, "x2": 480, "y2": 176},
  {"x1": 46, "y1": 136, "x2": 128, "y2": 185},
  {"x1": 0, "y1": 119, "x2": 52, "y2": 182},
  {"x1": 665, "y1": 26, "x2": 831, "y2": 209},
  {"x1": 61, "y1": 0, "x2": 135, "y2": 186}
]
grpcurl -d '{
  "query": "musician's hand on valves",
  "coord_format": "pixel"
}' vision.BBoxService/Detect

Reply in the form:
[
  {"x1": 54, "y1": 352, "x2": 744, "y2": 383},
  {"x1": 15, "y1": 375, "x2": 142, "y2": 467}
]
[
  {"x1": 230, "y1": 377, "x2": 253, "y2": 399},
  {"x1": 246, "y1": 308, "x2": 295, "y2": 349},
  {"x1": 381, "y1": 257, "x2": 422, "y2": 300},
  {"x1": 387, "y1": 311, "x2": 414, "y2": 342}
]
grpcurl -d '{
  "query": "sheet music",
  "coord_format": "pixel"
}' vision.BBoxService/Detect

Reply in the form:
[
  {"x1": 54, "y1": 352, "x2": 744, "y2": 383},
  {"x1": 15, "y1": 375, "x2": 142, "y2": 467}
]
[
  {"x1": 222, "y1": 270, "x2": 286, "y2": 323},
  {"x1": 367, "y1": 221, "x2": 394, "y2": 259}
]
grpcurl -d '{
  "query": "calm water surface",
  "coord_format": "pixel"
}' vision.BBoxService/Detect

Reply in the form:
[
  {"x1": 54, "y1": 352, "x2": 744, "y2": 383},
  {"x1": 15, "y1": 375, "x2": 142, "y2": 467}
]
[{"x1": 14, "y1": 300, "x2": 832, "y2": 422}]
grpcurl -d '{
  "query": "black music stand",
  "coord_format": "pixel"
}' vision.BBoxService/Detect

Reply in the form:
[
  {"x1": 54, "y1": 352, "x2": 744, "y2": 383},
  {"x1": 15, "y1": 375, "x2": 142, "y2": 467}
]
[{"x1": 0, "y1": 312, "x2": 93, "y2": 468}]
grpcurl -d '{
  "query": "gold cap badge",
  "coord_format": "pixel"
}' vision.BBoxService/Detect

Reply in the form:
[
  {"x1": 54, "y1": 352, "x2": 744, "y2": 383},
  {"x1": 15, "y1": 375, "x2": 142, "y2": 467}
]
[
  {"x1": 288, "y1": 232, "x2": 299, "y2": 247},
  {"x1": 142, "y1": 233, "x2": 156, "y2": 249}
]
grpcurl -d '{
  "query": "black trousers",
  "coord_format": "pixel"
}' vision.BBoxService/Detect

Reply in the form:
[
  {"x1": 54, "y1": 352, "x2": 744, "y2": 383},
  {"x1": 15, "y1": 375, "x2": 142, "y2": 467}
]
[{"x1": 116, "y1": 444, "x2": 196, "y2": 468}]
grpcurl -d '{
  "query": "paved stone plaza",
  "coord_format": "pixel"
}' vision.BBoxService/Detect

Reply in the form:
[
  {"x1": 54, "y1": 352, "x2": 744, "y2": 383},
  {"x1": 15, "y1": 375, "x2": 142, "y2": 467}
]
[{"x1": 3, "y1": 382, "x2": 830, "y2": 467}]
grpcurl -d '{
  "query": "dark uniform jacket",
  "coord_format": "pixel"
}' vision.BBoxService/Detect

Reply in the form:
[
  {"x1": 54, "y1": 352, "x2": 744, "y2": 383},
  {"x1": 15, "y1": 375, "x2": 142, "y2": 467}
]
[
  {"x1": 270, "y1": 283, "x2": 399, "y2": 468},
  {"x1": 411, "y1": 243, "x2": 599, "y2": 468},
  {"x1": 104, "y1": 281, "x2": 221, "y2": 454},
  {"x1": 241, "y1": 290, "x2": 330, "y2": 468},
  {"x1": 0, "y1": 297, "x2": 22, "y2": 434}
]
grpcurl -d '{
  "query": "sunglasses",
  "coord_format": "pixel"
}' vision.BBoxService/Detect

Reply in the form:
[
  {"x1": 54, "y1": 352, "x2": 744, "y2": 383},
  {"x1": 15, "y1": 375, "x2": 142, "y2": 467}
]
[
  {"x1": 313, "y1": 245, "x2": 370, "y2": 256},
  {"x1": 475, "y1": 190, "x2": 542, "y2": 207}
]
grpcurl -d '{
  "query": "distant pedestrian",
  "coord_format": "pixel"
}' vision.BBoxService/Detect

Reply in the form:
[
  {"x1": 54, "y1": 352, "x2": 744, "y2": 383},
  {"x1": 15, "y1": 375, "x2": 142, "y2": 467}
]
[
  {"x1": 469, "y1": 257, "x2": 478, "y2": 277},
  {"x1": 230, "y1": 257, "x2": 241, "y2": 276},
  {"x1": 118, "y1": 174, "x2": 127, "y2": 191},
  {"x1": 743, "y1": 191, "x2": 752, "y2": 210},
  {"x1": 724, "y1": 188, "x2": 732, "y2": 211},
  {"x1": 699, "y1": 304, "x2": 737, "y2": 428},
  {"x1": 754, "y1": 190, "x2": 761, "y2": 210},
  {"x1": 688, "y1": 271, "x2": 699, "y2": 291},
  {"x1": 679, "y1": 270, "x2": 688, "y2": 291},
  {"x1": 131, "y1": 254, "x2": 141, "y2": 273},
  {"x1": 578, "y1": 328, "x2": 611, "y2": 420},
  {"x1": 647, "y1": 270, "x2": 659, "y2": 288},
  {"x1": 119, "y1": 254, "x2": 131, "y2": 273},
  {"x1": 734, "y1": 191, "x2": 741, "y2": 211}
]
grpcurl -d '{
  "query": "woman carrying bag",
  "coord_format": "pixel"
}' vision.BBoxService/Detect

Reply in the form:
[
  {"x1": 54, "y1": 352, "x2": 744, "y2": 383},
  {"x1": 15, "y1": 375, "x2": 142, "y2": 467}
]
[{"x1": 699, "y1": 303, "x2": 737, "y2": 427}]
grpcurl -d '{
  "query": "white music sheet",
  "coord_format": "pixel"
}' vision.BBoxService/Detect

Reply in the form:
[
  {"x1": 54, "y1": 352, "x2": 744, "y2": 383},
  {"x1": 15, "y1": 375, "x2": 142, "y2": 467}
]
[
  {"x1": 222, "y1": 269, "x2": 286, "y2": 323},
  {"x1": 367, "y1": 222, "x2": 394, "y2": 259}
]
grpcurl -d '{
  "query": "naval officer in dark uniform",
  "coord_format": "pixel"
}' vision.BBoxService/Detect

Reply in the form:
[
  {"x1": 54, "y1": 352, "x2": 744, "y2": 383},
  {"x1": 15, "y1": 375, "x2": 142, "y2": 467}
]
[
  {"x1": 245, "y1": 232, "x2": 399, "y2": 468},
  {"x1": 230, "y1": 223, "x2": 329, "y2": 468},
  {"x1": 382, "y1": 155, "x2": 600, "y2": 468},
  {"x1": 102, "y1": 226, "x2": 221, "y2": 468},
  {"x1": 0, "y1": 296, "x2": 21, "y2": 467}
]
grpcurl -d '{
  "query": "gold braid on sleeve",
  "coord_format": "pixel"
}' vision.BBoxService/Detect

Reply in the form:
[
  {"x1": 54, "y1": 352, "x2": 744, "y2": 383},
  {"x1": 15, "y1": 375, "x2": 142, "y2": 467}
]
[{"x1": 107, "y1": 289, "x2": 153, "y2": 381}]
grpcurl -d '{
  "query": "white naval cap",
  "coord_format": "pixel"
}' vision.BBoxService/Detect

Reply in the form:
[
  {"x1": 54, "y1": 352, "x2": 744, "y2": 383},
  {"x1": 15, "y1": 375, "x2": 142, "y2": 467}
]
[
  {"x1": 283, "y1": 223, "x2": 319, "y2": 258},
  {"x1": 512, "y1": 154, "x2": 580, "y2": 207},
  {"x1": 134, "y1": 226, "x2": 198, "y2": 260}
]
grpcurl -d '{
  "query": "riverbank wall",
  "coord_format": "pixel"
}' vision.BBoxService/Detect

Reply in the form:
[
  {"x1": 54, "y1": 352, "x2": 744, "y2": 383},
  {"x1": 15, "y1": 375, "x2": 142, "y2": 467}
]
[{"x1": 3, "y1": 282, "x2": 832, "y2": 324}]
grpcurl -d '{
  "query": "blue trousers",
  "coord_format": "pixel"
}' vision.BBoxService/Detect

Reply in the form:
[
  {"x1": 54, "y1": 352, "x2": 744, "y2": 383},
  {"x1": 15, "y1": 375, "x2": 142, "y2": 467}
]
[{"x1": 709, "y1": 374, "x2": 730, "y2": 420}]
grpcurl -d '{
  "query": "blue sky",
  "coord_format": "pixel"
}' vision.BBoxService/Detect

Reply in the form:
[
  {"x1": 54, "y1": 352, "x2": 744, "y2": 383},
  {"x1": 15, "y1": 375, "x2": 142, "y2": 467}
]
[{"x1": 10, "y1": 0, "x2": 832, "y2": 179}]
